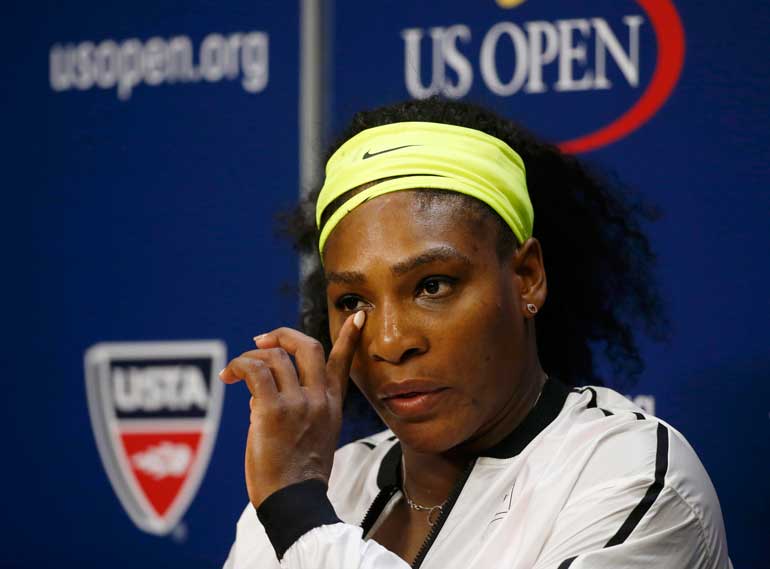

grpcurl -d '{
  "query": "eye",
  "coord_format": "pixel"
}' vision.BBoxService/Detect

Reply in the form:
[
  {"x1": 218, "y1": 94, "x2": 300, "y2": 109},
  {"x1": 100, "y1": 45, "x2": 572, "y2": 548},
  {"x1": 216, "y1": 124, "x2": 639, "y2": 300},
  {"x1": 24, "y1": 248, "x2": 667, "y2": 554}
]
[
  {"x1": 417, "y1": 276, "x2": 455, "y2": 298},
  {"x1": 334, "y1": 295, "x2": 367, "y2": 312}
]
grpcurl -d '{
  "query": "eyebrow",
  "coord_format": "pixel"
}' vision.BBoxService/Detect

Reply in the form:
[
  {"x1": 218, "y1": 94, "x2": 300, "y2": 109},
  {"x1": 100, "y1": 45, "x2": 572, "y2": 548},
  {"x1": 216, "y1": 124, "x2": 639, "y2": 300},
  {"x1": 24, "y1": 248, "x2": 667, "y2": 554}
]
[
  {"x1": 325, "y1": 270, "x2": 366, "y2": 285},
  {"x1": 391, "y1": 246, "x2": 472, "y2": 275},
  {"x1": 325, "y1": 246, "x2": 472, "y2": 285}
]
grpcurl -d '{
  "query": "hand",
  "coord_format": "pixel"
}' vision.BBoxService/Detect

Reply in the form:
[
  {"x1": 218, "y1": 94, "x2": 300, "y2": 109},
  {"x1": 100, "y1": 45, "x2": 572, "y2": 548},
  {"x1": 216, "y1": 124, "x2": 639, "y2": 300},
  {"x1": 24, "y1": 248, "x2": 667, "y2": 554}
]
[{"x1": 219, "y1": 311, "x2": 366, "y2": 509}]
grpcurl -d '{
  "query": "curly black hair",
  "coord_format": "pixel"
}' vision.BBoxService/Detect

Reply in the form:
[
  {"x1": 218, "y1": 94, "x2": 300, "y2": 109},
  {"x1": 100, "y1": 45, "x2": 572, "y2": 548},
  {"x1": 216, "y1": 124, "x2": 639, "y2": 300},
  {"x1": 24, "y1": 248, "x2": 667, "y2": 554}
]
[{"x1": 283, "y1": 98, "x2": 667, "y2": 430}]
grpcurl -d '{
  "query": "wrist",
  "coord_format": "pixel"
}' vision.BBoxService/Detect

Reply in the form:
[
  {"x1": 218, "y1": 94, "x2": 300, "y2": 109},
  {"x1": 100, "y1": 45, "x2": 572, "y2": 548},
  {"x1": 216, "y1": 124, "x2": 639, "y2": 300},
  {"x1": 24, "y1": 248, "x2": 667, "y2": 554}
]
[{"x1": 256, "y1": 479, "x2": 341, "y2": 560}]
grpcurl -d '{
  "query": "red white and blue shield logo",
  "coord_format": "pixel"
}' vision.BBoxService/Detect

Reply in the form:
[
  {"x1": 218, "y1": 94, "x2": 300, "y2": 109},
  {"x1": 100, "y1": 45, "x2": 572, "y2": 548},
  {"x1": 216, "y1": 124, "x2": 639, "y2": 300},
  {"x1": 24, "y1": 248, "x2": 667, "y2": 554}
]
[{"x1": 84, "y1": 341, "x2": 226, "y2": 535}]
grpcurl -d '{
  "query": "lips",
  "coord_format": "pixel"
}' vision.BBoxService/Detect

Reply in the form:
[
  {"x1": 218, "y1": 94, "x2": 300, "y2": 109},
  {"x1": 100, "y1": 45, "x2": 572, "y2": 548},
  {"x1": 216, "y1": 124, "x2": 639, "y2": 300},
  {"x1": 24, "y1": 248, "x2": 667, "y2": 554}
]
[{"x1": 378, "y1": 380, "x2": 448, "y2": 418}]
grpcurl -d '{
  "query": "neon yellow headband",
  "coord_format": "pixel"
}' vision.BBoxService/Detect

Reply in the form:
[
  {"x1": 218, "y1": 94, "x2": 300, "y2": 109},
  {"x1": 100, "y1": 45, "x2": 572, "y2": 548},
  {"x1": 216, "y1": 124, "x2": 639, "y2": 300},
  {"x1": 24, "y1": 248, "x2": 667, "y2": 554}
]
[{"x1": 316, "y1": 121, "x2": 533, "y2": 256}]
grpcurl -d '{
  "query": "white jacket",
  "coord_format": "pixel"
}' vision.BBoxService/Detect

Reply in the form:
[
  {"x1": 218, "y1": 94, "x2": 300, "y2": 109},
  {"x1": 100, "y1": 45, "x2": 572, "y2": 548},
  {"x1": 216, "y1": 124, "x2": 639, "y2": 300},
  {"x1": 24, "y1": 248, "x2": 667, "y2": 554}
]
[{"x1": 223, "y1": 379, "x2": 732, "y2": 569}]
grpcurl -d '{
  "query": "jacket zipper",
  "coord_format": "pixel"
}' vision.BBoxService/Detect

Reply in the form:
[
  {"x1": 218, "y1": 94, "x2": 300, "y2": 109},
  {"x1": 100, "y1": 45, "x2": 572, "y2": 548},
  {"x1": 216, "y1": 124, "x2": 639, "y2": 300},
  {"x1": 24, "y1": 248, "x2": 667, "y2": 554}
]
[
  {"x1": 410, "y1": 459, "x2": 476, "y2": 569},
  {"x1": 360, "y1": 485, "x2": 400, "y2": 537},
  {"x1": 360, "y1": 459, "x2": 477, "y2": 569}
]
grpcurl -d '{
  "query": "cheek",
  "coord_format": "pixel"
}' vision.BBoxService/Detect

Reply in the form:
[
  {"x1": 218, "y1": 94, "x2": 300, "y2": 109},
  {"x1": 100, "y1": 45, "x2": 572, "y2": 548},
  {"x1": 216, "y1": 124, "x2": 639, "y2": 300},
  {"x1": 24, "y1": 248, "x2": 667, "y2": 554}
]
[
  {"x1": 347, "y1": 357, "x2": 383, "y2": 413},
  {"x1": 348, "y1": 347, "x2": 369, "y2": 389},
  {"x1": 443, "y1": 294, "x2": 522, "y2": 384},
  {"x1": 349, "y1": 357, "x2": 363, "y2": 384},
  {"x1": 448, "y1": 292, "x2": 508, "y2": 340}
]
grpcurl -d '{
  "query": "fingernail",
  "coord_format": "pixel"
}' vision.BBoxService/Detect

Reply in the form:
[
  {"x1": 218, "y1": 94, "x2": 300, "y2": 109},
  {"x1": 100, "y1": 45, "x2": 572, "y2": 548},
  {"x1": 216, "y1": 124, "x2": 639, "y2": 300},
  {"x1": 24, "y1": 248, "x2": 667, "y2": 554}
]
[
  {"x1": 353, "y1": 310, "x2": 366, "y2": 329},
  {"x1": 253, "y1": 334, "x2": 267, "y2": 344},
  {"x1": 218, "y1": 368, "x2": 226, "y2": 377}
]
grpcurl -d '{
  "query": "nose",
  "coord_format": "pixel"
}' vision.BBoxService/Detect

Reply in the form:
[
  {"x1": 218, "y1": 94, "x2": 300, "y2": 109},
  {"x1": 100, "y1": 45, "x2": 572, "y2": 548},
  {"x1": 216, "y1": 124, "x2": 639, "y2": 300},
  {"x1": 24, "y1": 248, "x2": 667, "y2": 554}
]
[{"x1": 366, "y1": 302, "x2": 428, "y2": 364}]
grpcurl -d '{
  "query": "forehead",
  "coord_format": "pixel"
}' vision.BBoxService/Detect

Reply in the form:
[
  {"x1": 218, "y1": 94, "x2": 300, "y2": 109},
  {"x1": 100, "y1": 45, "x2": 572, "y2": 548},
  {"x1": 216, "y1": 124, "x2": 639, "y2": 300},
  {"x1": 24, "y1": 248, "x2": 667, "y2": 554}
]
[{"x1": 321, "y1": 190, "x2": 499, "y2": 271}]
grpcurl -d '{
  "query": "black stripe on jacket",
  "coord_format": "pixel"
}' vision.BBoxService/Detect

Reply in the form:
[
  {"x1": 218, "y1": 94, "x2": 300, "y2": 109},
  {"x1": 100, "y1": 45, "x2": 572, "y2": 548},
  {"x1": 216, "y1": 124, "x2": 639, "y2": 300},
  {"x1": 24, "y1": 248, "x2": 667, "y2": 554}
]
[{"x1": 558, "y1": 421, "x2": 670, "y2": 568}]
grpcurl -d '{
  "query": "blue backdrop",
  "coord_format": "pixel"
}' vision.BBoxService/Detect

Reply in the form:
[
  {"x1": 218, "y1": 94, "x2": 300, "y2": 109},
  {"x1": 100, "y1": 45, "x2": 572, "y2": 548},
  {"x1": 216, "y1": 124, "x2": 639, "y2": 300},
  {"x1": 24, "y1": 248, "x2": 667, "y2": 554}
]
[{"x1": 3, "y1": 1, "x2": 767, "y2": 567}]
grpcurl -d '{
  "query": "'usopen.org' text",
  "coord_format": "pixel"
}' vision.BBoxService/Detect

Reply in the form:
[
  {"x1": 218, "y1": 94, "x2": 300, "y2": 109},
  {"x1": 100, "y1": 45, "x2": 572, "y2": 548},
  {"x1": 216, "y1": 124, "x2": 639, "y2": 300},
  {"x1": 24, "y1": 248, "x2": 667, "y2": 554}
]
[{"x1": 50, "y1": 31, "x2": 268, "y2": 101}]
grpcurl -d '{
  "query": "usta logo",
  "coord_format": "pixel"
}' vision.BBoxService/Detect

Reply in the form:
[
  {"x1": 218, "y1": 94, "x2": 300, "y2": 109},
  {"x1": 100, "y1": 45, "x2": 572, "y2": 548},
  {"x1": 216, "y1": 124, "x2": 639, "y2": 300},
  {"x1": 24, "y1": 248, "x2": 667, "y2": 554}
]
[{"x1": 85, "y1": 341, "x2": 226, "y2": 536}]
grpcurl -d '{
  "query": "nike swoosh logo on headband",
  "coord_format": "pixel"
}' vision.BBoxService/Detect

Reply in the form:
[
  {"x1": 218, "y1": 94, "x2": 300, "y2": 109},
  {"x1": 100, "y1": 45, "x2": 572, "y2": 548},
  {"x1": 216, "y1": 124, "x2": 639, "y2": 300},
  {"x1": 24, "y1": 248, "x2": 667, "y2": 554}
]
[{"x1": 362, "y1": 145, "x2": 421, "y2": 160}]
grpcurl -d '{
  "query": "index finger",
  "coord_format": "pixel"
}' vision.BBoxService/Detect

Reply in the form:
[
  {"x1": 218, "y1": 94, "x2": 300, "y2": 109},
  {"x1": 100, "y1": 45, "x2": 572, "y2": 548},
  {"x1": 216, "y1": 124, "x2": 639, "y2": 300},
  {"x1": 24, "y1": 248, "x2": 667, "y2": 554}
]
[{"x1": 326, "y1": 310, "x2": 366, "y2": 399}]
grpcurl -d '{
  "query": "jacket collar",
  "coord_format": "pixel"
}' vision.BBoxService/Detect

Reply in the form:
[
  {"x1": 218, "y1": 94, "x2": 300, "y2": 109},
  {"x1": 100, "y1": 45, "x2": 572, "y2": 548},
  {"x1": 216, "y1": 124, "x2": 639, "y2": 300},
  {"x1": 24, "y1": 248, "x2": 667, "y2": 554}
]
[{"x1": 483, "y1": 377, "x2": 570, "y2": 458}]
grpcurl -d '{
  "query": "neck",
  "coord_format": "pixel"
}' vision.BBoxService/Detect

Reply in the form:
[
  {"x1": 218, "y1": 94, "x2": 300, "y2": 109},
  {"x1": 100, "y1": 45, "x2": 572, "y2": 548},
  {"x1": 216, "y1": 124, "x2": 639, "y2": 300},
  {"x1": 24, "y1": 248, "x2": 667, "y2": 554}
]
[
  {"x1": 455, "y1": 363, "x2": 547, "y2": 455},
  {"x1": 401, "y1": 363, "x2": 547, "y2": 507},
  {"x1": 401, "y1": 447, "x2": 465, "y2": 508}
]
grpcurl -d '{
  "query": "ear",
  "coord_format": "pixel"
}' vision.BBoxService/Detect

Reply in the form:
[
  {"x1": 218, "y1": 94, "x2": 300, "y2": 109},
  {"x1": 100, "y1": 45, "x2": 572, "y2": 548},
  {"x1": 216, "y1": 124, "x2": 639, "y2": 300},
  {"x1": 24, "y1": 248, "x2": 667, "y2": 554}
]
[{"x1": 511, "y1": 237, "x2": 547, "y2": 319}]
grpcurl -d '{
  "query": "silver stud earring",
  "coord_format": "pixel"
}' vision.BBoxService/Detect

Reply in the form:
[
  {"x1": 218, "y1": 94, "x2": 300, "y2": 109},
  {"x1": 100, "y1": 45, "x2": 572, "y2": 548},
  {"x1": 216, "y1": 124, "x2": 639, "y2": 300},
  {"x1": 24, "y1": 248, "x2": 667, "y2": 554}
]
[{"x1": 526, "y1": 303, "x2": 538, "y2": 315}]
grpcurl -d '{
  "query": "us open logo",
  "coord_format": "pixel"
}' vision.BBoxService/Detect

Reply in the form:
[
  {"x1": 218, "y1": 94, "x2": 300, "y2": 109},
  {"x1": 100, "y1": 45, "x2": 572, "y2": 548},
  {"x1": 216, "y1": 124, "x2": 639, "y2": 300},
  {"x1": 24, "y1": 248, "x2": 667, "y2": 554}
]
[
  {"x1": 402, "y1": 0, "x2": 686, "y2": 152},
  {"x1": 84, "y1": 341, "x2": 226, "y2": 535}
]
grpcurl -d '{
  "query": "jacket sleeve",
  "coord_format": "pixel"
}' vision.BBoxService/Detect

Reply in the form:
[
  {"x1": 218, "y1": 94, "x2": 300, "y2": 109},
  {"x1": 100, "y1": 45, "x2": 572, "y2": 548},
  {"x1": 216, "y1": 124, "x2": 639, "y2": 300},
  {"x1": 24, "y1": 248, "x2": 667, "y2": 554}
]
[
  {"x1": 237, "y1": 479, "x2": 410, "y2": 569},
  {"x1": 281, "y1": 523, "x2": 411, "y2": 569},
  {"x1": 532, "y1": 484, "x2": 729, "y2": 569},
  {"x1": 221, "y1": 501, "x2": 281, "y2": 569},
  {"x1": 531, "y1": 422, "x2": 731, "y2": 569}
]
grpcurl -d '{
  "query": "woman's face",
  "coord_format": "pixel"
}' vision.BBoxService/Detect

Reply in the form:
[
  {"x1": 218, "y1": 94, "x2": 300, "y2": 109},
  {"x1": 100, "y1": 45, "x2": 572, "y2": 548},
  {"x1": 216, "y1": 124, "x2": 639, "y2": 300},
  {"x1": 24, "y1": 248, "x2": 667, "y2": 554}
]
[{"x1": 324, "y1": 191, "x2": 541, "y2": 454}]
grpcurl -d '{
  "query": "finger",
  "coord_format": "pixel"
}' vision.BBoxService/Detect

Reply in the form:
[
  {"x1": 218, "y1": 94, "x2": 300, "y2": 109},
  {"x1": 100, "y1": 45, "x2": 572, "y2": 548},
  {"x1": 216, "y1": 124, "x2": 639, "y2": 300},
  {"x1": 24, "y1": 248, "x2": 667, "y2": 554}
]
[
  {"x1": 247, "y1": 347, "x2": 303, "y2": 396},
  {"x1": 220, "y1": 356, "x2": 278, "y2": 399},
  {"x1": 218, "y1": 350, "x2": 262, "y2": 383},
  {"x1": 253, "y1": 328, "x2": 326, "y2": 391},
  {"x1": 326, "y1": 311, "x2": 365, "y2": 399},
  {"x1": 222, "y1": 348, "x2": 303, "y2": 396}
]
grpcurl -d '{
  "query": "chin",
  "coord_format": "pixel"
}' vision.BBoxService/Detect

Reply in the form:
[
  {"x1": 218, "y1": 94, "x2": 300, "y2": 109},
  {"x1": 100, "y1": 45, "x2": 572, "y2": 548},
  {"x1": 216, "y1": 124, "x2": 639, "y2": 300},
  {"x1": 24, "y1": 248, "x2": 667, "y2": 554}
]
[{"x1": 384, "y1": 416, "x2": 466, "y2": 454}]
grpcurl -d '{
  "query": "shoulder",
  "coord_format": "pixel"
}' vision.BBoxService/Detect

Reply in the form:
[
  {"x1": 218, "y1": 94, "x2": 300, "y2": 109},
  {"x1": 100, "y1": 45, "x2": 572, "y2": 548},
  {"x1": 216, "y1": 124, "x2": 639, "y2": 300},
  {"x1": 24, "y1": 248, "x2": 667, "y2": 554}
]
[
  {"x1": 555, "y1": 385, "x2": 716, "y2": 500},
  {"x1": 542, "y1": 384, "x2": 730, "y2": 566}
]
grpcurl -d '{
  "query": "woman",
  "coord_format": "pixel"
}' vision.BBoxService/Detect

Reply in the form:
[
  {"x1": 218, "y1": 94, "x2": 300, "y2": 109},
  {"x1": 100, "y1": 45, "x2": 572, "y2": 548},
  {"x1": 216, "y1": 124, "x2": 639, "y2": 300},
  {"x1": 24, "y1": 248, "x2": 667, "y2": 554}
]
[{"x1": 220, "y1": 99, "x2": 731, "y2": 568}]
